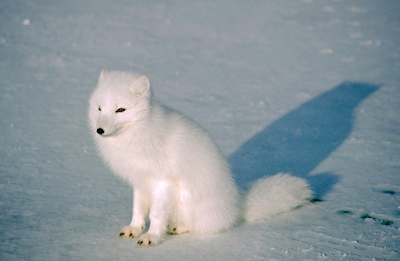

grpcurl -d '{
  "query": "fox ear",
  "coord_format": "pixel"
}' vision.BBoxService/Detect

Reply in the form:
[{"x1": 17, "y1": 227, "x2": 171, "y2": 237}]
[
  {"x1": 131, "y1": 75, "x2": 151, "y2": 97},
  {"x1": 99, "y1": 70, "x2": 109, "y2": 80},
  {"x1": 138, "y1": 75, "x2": 150, "y2": 89}
]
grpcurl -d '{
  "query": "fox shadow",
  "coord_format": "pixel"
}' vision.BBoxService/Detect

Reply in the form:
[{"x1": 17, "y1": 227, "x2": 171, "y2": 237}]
[{"x1": 229, "y1": 82, "x2": 380, "y2": 199}]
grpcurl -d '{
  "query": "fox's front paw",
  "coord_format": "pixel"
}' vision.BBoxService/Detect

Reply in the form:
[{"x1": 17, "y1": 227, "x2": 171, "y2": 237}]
[
  {"x1": 137, "y1": 234, "x2": 161, "y2": 247},
  {"x1": 119, "y1": 226, "x2": 143, "y2": 239}
]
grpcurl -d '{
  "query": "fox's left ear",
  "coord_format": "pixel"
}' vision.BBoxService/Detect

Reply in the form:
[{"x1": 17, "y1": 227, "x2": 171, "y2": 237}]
[{"x1": 131, "y1": 75, "x2": 151, "y2": 98}]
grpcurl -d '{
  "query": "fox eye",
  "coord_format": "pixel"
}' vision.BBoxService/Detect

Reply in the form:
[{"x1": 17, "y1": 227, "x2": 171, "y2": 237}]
[
  {"x1": 98, "y1": 107, "x2": 101, "y2": 111},
  {"x1": 116, "y1": 108, "x2": 126, "y2": 113}
]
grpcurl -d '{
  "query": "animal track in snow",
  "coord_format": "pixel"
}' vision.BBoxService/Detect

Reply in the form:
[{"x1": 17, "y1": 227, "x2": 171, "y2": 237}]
[
  {"x1": 359, "y1": 213, "x2": 393, "y2": 226},
  {"x1": 372, "y1": 184, "x2": 400, "y2": 195},
  {"x1": 337, "y1": 184, "x2": 400, "y2": 230},
  {"x1": 337, "y1": 209, "x2": 398, "y2": 227}
]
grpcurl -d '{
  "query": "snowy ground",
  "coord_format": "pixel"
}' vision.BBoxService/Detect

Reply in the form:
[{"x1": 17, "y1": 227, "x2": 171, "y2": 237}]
[{"x1": 1, "y1": 0, "x2": 399, "y2": 260}]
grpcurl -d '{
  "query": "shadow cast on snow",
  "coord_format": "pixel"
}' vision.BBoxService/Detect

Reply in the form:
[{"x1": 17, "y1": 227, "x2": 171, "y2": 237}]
[{"x1": 229, "y1": 81, "x2": 380, "y2": 199}]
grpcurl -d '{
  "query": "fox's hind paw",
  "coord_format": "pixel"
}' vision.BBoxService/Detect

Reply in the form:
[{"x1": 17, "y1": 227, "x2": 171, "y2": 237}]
[
  {"x1": 119, "y1": 226, "x2": 143, "y2": 239},
  {"x1": 167, "y1": 223, "x2": 189, "y2": 235}
]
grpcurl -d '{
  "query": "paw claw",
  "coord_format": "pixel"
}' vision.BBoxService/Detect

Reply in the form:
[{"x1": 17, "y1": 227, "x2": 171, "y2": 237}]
[
  {"x1": 137, "y1": 234, "x2": 160, "y2": 247},
  {"x1": 120, "y1": 226, "x2": 144, "y2": 239},
  {"x1": 167, "y1": 223, "x2": 188, "y2": 235}
]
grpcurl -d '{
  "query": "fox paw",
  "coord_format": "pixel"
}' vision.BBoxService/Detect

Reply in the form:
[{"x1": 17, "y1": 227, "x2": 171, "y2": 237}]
[
  {"x1": 137, "y1": 234, "x2": 161, "y2": 247},
  {"x1": 119, "y1": 226, "x2": 143, "y2": 239},
  {"x1": 167, "y1": 223, "x2": 189, "y2": 235}
]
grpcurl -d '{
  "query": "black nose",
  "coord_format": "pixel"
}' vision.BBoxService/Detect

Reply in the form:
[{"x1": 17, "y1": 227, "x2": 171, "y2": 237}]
[{"x1": 97, "y1": 128, "x2": 104, "y2": 135}]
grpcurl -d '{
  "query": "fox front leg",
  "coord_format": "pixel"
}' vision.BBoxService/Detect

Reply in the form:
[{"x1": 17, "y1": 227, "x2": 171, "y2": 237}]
[
  {"x1": 120, "y1": 188, "x2": 150, "y2": 239},
  {"x1": 137, "y1": 179, "x2": 177, "y2": 246}
]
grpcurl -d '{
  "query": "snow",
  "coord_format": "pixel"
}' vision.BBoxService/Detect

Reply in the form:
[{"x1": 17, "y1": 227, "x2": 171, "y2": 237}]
[{"x1": 1, "y1": 0, "x2": 399, "y2": 260}]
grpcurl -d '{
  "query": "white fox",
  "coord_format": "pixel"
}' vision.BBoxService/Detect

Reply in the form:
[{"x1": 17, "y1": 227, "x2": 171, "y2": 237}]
[{"x1": 88, "y1": 70, "x2": 313, "y2": 246}]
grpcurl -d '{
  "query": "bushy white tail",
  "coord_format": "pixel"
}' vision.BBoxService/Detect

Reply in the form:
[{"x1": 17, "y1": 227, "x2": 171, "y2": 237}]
[{"x1": 241, "y1": 173, "x2": 313, "y2": 222}]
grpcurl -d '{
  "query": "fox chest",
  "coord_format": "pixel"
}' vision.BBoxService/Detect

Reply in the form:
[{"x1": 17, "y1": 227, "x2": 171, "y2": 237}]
[{"x1": 103, "y1": 139, "x2": 168, "y2": 177}]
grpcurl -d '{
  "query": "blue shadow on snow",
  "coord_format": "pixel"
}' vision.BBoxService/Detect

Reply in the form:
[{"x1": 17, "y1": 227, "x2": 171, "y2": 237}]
[{"x1": 229, "y1": 82, "x2": 380, "y2": 199}]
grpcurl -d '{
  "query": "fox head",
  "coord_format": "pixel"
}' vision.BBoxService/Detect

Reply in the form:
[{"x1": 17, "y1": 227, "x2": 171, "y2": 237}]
[{"x1": 88, "y1": 70, "x2": 151, "y2": 137}]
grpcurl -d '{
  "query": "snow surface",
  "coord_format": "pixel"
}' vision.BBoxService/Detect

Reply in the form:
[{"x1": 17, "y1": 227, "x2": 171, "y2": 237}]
[{"x1": 1, "y1": 0, "x2": 399, "y2": 260}]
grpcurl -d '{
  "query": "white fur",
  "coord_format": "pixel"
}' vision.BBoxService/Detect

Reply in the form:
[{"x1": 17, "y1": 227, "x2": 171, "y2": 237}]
[
  {"x1": 88, "y1": 71, "x2": 313, "y2": 246},
  {"x1": 242, "y1": 173, "x2": 313, "y2": 222}
]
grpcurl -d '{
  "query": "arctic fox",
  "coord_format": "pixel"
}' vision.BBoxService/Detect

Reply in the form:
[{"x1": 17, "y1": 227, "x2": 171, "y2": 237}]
[{"x1": 88, "y1": 70, "x2": 313, "y2": 246}]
